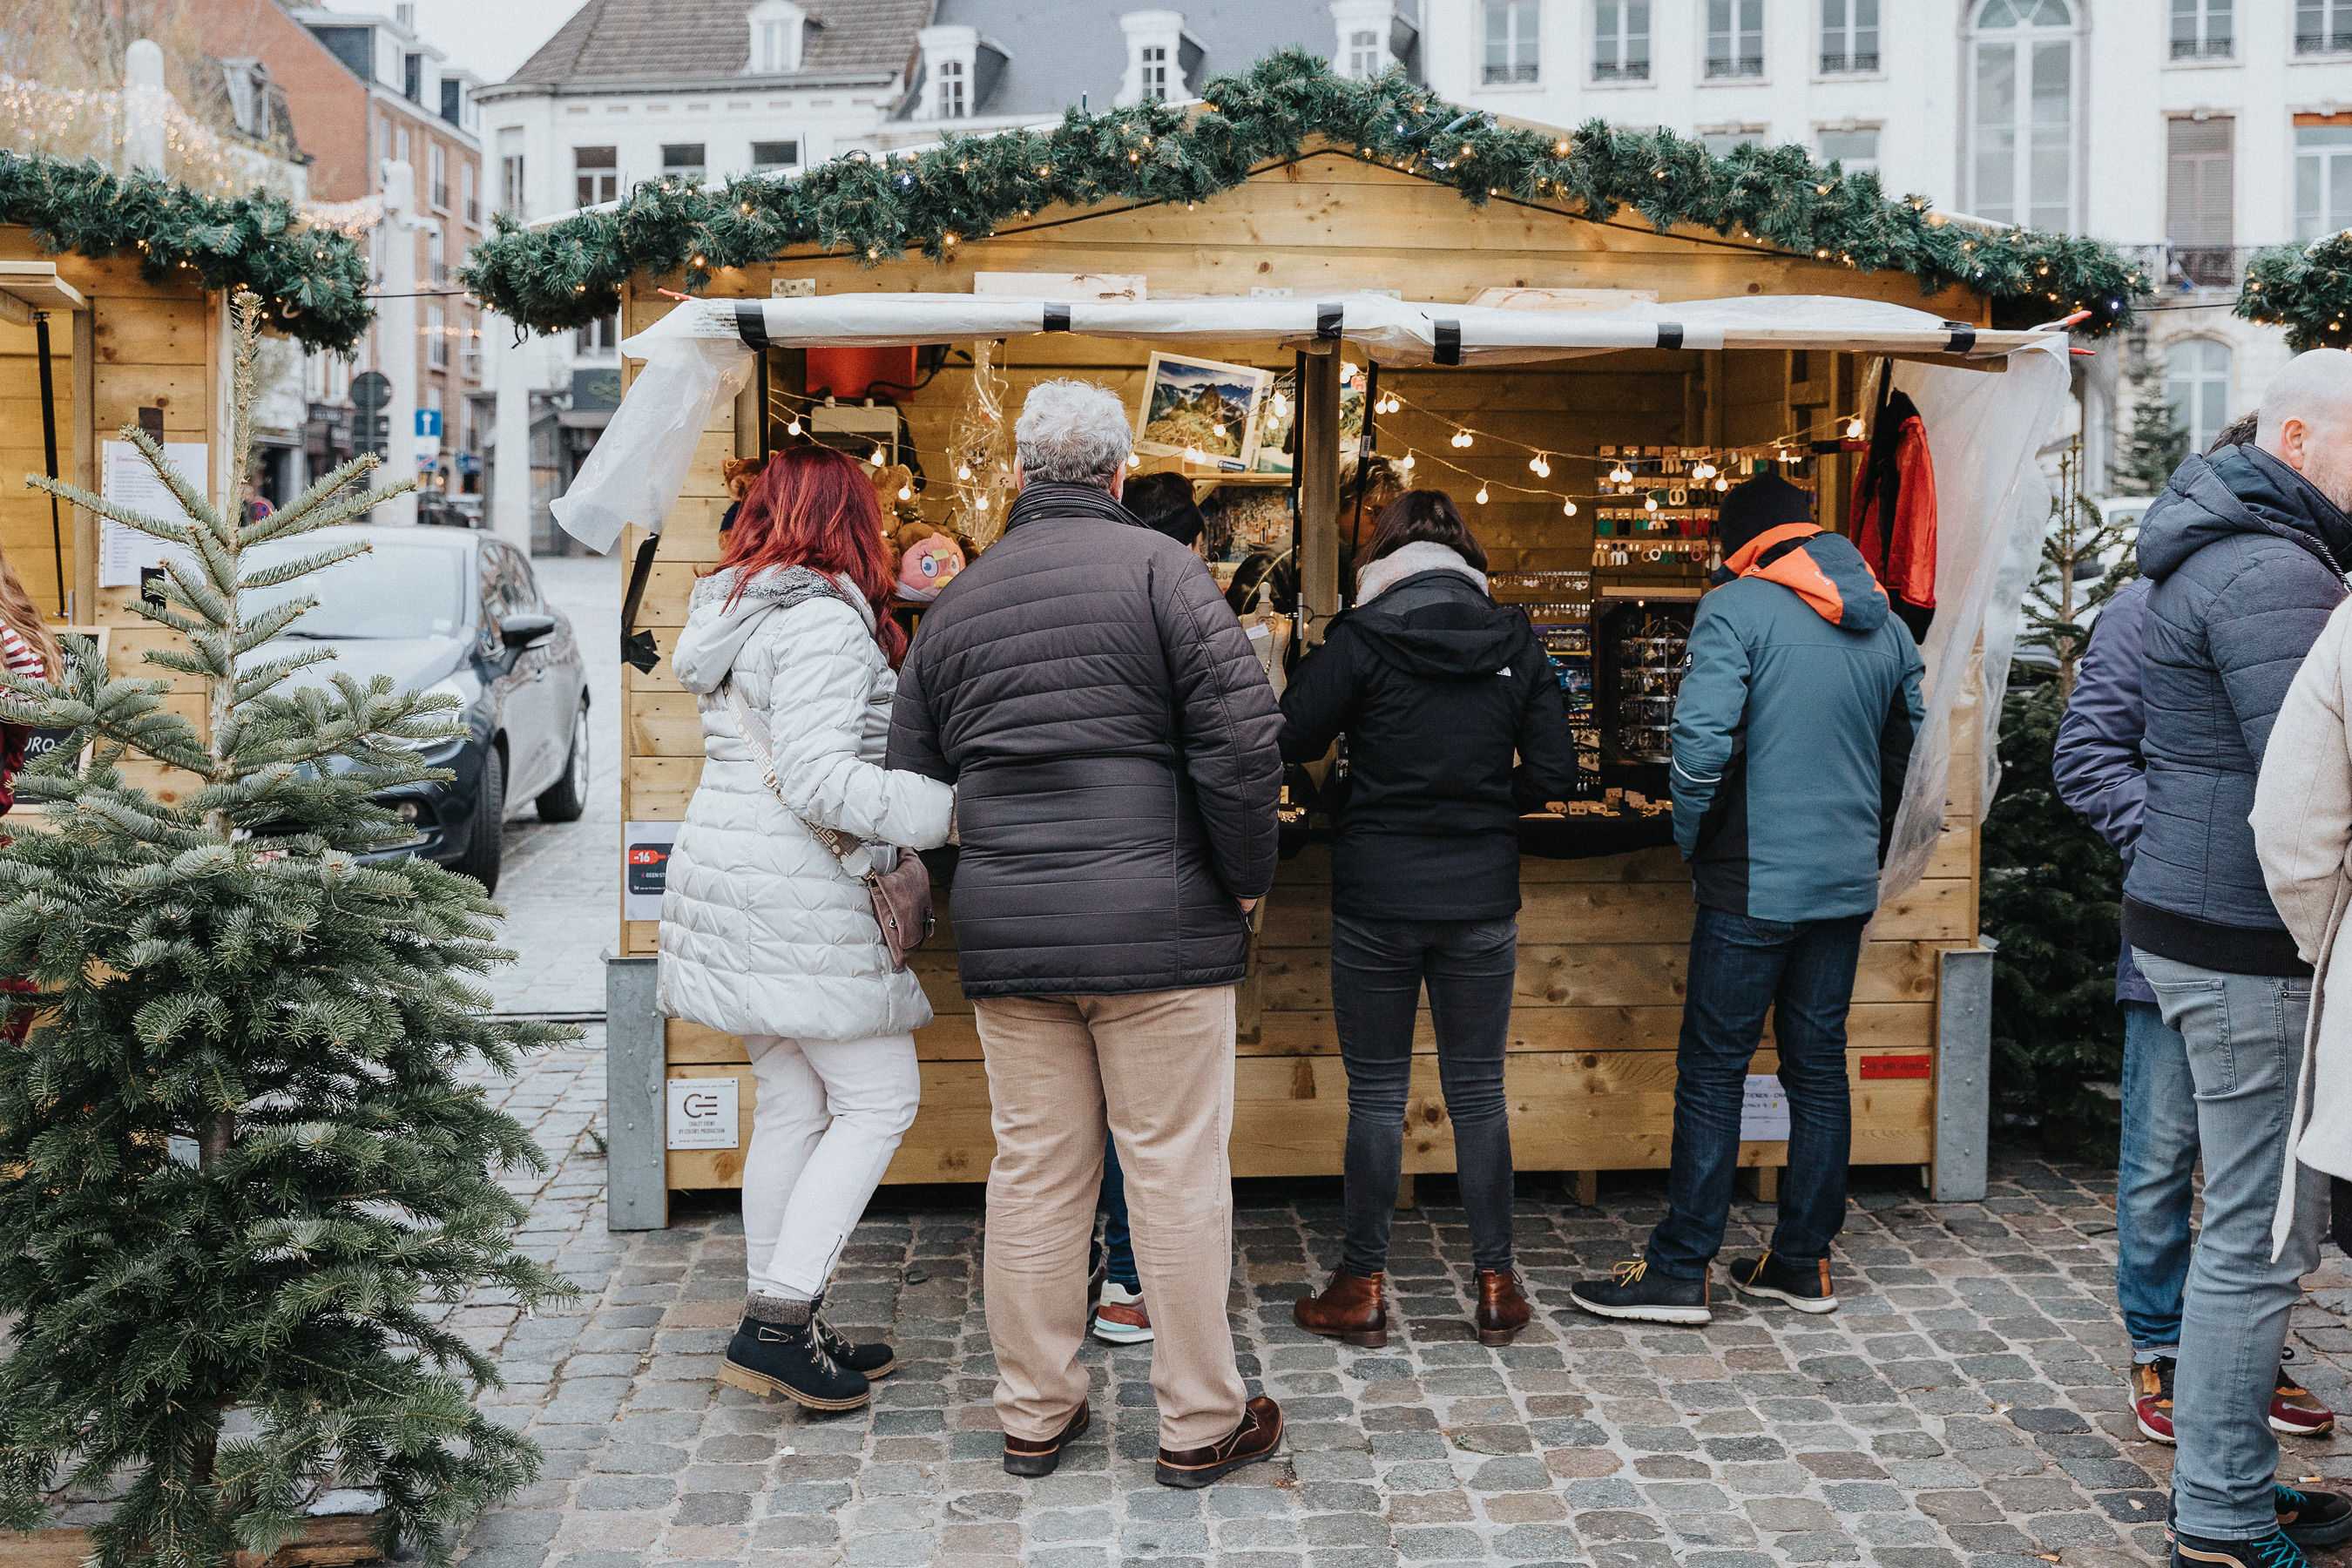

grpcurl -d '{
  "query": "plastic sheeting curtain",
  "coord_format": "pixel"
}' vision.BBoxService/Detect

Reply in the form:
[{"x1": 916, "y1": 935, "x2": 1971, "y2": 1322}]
[{"x1": 1876, "y1": 341, "x2": 2073, "y2": 903}]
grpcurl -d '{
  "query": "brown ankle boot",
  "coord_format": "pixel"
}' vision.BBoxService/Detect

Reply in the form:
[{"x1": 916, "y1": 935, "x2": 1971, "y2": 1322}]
[
  {"x1": 1475, "y1": 1269, "x2": 1532, "y2": 1347},
  {"x1": 1294, "y1": 1270, "x2": 1389, "y2": 1348}
]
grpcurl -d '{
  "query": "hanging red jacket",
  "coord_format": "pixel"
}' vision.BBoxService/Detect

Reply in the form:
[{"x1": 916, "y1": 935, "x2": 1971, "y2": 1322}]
[{"x1": 1850, "y1": 389, "x2": 1938, "y2": 626}]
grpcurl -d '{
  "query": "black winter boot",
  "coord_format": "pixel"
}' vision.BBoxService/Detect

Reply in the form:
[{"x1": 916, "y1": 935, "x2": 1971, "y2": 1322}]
[
  {"x1": 720, "y1": 1295, "x2": 870, "y2": 1411},
  {"x1": 812, "y1": 1294, "x2": 897, "y2": 1380}
]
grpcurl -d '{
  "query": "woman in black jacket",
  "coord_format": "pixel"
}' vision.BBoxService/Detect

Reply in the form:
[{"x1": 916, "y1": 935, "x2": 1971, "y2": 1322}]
[{"x1": 1280, "y1": 491, "x2": 1578, "y2": 1348}]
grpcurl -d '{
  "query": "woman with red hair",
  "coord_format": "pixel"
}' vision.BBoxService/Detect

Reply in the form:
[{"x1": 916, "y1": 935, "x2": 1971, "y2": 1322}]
[{"x1": 658, "y1": 445, "x2": 955, "y2": 1412}]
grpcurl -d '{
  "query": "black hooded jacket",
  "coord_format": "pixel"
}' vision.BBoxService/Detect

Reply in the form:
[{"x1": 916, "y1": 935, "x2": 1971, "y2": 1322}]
[
  {"x1": 2123, "y1": 444, "x2": 2352, "y2": 974},
  {"x1": 1278, "y1": 560, "x2": 1580, "y2": 921}
]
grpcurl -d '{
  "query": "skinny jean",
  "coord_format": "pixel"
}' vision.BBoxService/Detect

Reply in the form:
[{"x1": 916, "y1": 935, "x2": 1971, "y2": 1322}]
[
  {"x1": 2116, "y1": 999, "x2": 2198, "y2": 1358},
  {"x1": 1332, "y1": 913, "x2": 1519, "y2": 1277},
  {"x1": 2135, "y1": 951, "x2": 2327, "y2": 1542},
  {"x1": 740, "y1": 1031, "x2": 922, "y2": 1301}
]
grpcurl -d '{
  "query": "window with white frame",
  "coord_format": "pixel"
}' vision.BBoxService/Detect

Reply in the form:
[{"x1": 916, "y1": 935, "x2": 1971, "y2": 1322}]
[
  {"x1": 1701, "y1": 126, "x2": 1767, "y2": 155},
  {"x1": 497, "y1": 127, "x2": 524, "y2": 217},
  {"x1": 917, "y1": 26, "x2": 980, "y2": 121},
  {"x1": 1593, "y1": 2, "x2": 1649, "y2": 82},
  {"x1": 575, "y1": 314, "x2": 617, "y2": 355},
  {"x1": 2165, "y1": 338, "x2": 2232, "y2": 454},
  {"x1": 1707, "y1": 0, "x2": 1763, "y2": 78},
  {"x1": 2298, "y1": 0, "x2": 2352, "y2": 53},
  {"x1": 1484, "y1": 0, "x2": 1538, "y2": 84},
  {"x1": 2296, "y1": 123, "x2": 2352, "y2": 240},
  {"x1": 662, "y1": 143, "x2": 706, "y2": 184},
  {"x1": 1332, "y1": 0, "x2": 1396, "y2": 78},
  {"x1": 1118, "y1": 12, "x2": 1187, "y2": 105},
  {"x1": 426, "y1": 227, "x2": 444, "y2": 284},
  {"x1": 427, "y1": 304, "x2": 449, "y2": 369},
  {"x1": 1818, "y1": 125, "x2": 1880, "y2": 172},
  {"x1": 429, "y1": 142, "x2": 447, "y2": 207},
  {"x1": 2173, "y1": 0, "x2": 2232, "y2": 58},
  {"x1": 936, "y1": 57, "x2": 966, "y2": 117},
  {"x1": 752, "y1": 139, "x2": 799, "y2": 173},
  {"x1": 575, "y1": 145, "x2": 617, "y2": 207},
  {"x1": 747, "y1": 0, "x2": 808, "y2": 72},
  {"x1": 462, "y1": 324, "x2": 482, "y2": 380},
  {"x1": 461, "y1": 161, "x2": 476, "y2": 225},
  {"x1": 1967, "y1": 0, "x2": 2078, "y2": 232},
  {"x1": 1348, "y1": 28, "x2": 1382, "y2": 76},
  {"x1": 1821, "y1": 0, "x2": 1878, "y2": 72}
]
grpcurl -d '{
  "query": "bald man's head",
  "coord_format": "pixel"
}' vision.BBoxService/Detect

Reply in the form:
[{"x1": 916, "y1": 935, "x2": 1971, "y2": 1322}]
[{"x1": 2258, "y1": 348, "x2": 2352, "y2": 513}]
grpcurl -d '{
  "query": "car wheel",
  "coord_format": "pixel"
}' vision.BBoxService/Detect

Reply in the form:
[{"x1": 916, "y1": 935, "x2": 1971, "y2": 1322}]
[
  {"x1": 456, "y1": 741, "x2": 504, "y2": 895},
  {"x1": 537, "y1": 696, "x2": 591, "y2": 823}
]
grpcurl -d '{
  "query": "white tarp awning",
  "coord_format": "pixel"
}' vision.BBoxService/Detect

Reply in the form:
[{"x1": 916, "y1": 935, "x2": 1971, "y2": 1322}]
[{"x1": 551, "y1": 290, "x2": 2057, "y2": 556}]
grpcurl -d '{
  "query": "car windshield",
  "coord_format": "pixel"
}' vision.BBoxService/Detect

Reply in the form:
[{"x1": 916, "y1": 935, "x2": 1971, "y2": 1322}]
[{"x1": 241, "y1": 539, "x2": 469, "y2": 640}]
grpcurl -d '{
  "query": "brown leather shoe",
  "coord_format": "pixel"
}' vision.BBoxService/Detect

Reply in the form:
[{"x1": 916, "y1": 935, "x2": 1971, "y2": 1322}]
[
  {"x1": 1475, "y1": 1268, "x2": 1533, "y2": 1347},
  {"x1": 1293, "y1": 1270, "x2": 1388, "y2": 1348},
  {"x1": 1154, "y1": 1395, "x2": 1283, "y2": 1489},
  {"x1": 1003, "y1": 1402, "x2": 1090, "y2": 1478}
]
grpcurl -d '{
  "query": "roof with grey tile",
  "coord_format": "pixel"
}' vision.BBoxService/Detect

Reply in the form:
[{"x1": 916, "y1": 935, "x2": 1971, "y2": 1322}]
[
  {"x1": 507, "y1": 0, "x2": 929, "y2": 86},
  {"x1": 896, "y1": 0, "x2": 1418, "y2": 121}
]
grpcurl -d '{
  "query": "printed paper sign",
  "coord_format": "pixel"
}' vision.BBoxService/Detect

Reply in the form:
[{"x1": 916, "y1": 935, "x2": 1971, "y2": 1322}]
[
  {"x1": 624, "y1": 821, "x2": 680, "y2": 920},
  {"x1": 1740, "y1": 1074, "x2": 1791, "y2": 1142},
  {"x1": 666, "y1": 1077, "x2": 739, "y2": 1151},
  {"x1": 98, "y1": 440, "x2": 206, "y2": 588}
]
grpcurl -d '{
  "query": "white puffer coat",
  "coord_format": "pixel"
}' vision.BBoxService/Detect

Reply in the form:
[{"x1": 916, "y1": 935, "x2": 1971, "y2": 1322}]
[{"x1": 657, "y1": 564, "x2": 955, "y2": 1041}]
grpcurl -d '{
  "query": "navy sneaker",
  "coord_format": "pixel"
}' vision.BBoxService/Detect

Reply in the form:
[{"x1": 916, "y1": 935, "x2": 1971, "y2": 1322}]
[
  {"x1": 1569, "y1": 1258, "x2": 1712, "y2": 1325},
  {"x1": 1728, "y1": 1252, "x2": 1839, "y2": 1314},
  {"x1": 2173, "y1": 1527, "x2": 2308, "y2": 1568}
]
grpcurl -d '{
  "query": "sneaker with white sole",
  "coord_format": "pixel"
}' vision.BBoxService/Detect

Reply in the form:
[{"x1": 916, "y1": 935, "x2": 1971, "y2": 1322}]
[
  {"x1": 1727, "y1": 1253, "x2": 1839, "y2": 1314},
  {"x1": 2273, "y1": 1349, "x2": 2336, "y2": 1437},
  {"x1": 1569, "y1": 1258, "x2": 1712, "y2": 1325},
  {"x1": 1091, "y1": 1281, "x2": 1154, "y2": 1345}
]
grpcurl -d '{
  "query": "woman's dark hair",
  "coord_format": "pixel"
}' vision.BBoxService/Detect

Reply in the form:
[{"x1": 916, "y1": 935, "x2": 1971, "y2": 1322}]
[
  {"x1": 2209, "y1": 410, "x2": 2259, "y2": 453},
  {"x1": 1361, "y1": 489, "x2": 1488, "y2": 572},
  {"x1": 1124, "y1": 470, "x2": 1204, "y2": 548}
]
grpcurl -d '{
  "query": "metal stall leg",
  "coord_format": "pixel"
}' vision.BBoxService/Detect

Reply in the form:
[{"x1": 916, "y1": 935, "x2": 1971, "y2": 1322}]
[
  {"x1": 605, "y1": 954, "x2": 669, "y2": 1229},
  {"x1": 1932, "y1": 938, "x2": 1997, "y2": 1202}
]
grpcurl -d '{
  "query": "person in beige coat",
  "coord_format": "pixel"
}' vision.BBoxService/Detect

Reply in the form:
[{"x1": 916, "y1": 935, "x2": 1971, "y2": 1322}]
[{"x1": 2254, "y1": 593, "x2": 2352, "y2": 1261}]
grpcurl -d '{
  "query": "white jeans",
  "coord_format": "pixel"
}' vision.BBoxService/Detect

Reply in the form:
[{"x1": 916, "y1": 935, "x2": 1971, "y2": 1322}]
[{"x1": 740, "y1": 1031, "x2": 922, "y2": 1299}]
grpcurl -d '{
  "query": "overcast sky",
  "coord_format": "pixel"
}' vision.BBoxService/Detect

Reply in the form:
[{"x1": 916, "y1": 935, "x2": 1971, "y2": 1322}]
[{"x1": 400, "y1": 0, "x2": 573, "y2": 86}]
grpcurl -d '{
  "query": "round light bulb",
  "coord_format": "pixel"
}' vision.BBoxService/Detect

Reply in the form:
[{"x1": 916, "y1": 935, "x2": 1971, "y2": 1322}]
[
  {"x1": 1714, "y1": 476, "x2": 1729, "y2": 491},
  {"x1": 1475, "y1": 485, "x2": 1490, "y2": 504},
  {"x1": 1562, "y1": 498, "x2": 1578, "y2": 517},
  {"x1": 1126, "y1": 452, "x2": 1141, "y2": 468},
  {"x1": 868, "y1": 446, "x2": 886, "y2": 465},
  {"x1": 1645, "y1": 495, "x2": 1659, "y2": 512},
  {"x1": 976, "y1": 495, "x2": 990, "y2": 511},
  {"x1": 786, "y1": 419, "x2": 803, "y2": 436},
  {"x1": 1212, "y1": 422, "x2": 1227, "y2": 437},
  {"x1": 957, "y1": 463, "x2": 972, "y2": 480},
  {"x1": 898, "y1": 484, "x2": 913, "y2": 501},
  {"x1": 1845, "y1": 416, "x2": 1865, "y2": 439},
  {"x1": 1399, "y1": 453, "x2": 1415, "y2": 471}
]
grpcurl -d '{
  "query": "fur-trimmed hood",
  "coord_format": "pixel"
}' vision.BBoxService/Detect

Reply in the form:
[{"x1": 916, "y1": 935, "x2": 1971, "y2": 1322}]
[{"x1": 672, "y1": 565, "x2": 871, "y2": 695}]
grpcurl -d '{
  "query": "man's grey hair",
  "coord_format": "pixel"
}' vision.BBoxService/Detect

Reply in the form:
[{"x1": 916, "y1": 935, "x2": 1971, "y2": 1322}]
[
  {"x1": 1016, "y1": 379, "x2": 1133, "y2": 487},
  {"x1": 2258, "y1": 348, "x2": 2352, "y2": 451}
]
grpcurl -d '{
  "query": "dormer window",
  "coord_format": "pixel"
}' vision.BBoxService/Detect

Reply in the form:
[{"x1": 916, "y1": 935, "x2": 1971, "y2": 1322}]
[
  {"x1": 747, "y1": 0, "x2": 808, "y2": 75},
  {"x1": 1118, "y1": 11, "x2": 1196, "y2": 106},
  {"x1": 1328, "y1": 0, "x2": 1406, "y2": 78},
  {"x1": 916, "y1": 24, "x2": 982, "y2": 121}
]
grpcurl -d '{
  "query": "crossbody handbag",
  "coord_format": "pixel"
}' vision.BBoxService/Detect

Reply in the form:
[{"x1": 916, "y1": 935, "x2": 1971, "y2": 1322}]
[{"x1": 720, "y1": 663, "x2": 936, "y2": 972}]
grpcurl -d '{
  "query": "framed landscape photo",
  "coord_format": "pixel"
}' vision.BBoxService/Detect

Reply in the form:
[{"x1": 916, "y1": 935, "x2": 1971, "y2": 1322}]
[{"x1": 1134, "y1": 352, "x2": 1272, "y2": 472}]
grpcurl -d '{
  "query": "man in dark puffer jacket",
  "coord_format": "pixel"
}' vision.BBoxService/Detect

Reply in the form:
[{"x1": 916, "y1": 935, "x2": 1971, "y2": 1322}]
[
  {"x1": 889, "y1": 380, "x2": 1284, "y2": 1490},
  {"x1": 2123, "y1": 349, "x2": 2352, "y2": 1568}
]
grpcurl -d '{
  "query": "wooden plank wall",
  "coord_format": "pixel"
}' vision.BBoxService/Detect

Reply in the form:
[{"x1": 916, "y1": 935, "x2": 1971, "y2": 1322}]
[
  {"x1": 0, "y1": 229, "x2": 218, "y2": 802},
  {"x1": 616, "y1": 152, "x2": 1989, "y2": 1190}
]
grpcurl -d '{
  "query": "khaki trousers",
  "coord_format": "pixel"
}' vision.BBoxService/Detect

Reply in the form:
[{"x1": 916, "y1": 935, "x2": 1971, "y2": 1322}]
[{"x1": 973, "y1": 984, "x2": 1246, "y2": 1451}]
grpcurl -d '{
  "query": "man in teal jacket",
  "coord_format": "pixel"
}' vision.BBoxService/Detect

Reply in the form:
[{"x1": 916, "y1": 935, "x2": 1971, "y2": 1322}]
[{"x1": 1573, "y1": 476, "x2": 1925, "y2": 1325}]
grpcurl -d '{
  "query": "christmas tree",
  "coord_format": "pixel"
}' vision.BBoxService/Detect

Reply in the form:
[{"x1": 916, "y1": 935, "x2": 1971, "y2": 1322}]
[
  {"x1": 2113, "y1": 366, "x2": 2189, "y2": 497},
  {"x1": 0, "y1": 294, "x2": 571, "y2": 1567}
]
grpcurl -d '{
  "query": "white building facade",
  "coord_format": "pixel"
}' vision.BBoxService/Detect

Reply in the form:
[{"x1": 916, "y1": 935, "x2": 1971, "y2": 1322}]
[
  {"x1": 1421, "y1": 0, "x2": 2352, "y2": 488},
  {"x1": 474, "y1": 0, "x2": 928, "y2": 551}
]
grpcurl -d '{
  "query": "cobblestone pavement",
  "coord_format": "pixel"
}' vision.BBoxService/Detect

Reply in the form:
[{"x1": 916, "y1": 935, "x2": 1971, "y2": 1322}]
[{"x1": 454, "y1": 1034, "x2": 2352, "y2": 1568}]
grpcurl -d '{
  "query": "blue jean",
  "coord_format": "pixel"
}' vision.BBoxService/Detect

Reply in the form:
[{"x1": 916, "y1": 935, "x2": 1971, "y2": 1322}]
[
  {"x1": 2135, "y1": 950, "x2": 2328, "y2": 1541},
  {"x1": 2117, "y1": 999, "x2": 2197, "y2": 1357},
  {"x1": 1646, "y1": 906, "x2": 1868, "y2": 1280},
  {"x1": 1332, "y1": 914, "x2": 1520, "y2": 1276},
  {"x1": 1099, "y1": 1130, "x2": 1138, "y2": 1288}
]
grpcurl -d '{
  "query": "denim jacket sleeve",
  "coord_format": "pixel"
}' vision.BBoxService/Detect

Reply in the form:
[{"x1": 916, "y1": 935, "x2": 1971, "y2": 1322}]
[{"x1": 2052, "y1": 578, "x2": 2150, "y2": 860}]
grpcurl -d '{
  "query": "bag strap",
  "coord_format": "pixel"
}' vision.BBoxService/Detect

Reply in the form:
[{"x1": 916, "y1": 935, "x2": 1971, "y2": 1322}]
[{"x1": 721, "y1": 679, "x2": 875, "y2": 877}]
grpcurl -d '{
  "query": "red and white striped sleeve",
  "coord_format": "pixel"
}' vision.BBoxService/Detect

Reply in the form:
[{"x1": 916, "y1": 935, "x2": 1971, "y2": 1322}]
[{"x1": 1, "y1": 627, "x2": 45, "y2": 680}]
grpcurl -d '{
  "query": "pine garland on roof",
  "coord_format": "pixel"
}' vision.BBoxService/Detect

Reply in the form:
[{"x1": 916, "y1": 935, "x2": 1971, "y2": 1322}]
[
  {"x1": 0, "y1": 150, "x2": 374, "y2": 354},
  {"x1": 462, "y1": 50, "x2": 2142, "y2": 341},
  {"x1": 2237, "y1": 236, "x2": 2352, "y2": 350}
]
